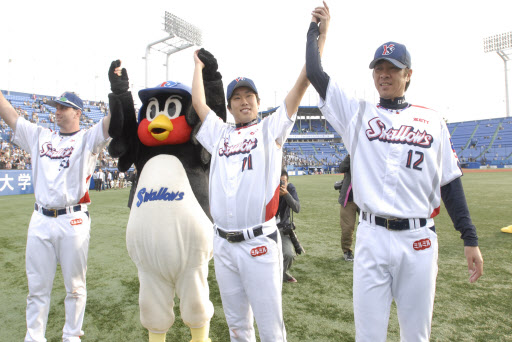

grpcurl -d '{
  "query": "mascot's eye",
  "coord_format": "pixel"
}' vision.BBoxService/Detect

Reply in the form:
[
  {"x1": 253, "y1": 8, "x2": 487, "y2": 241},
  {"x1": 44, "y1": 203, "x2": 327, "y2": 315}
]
[
  {"x1": 164, "y1": 97, "x2": 182, "y2": 120},
  {"x1": 145, "y1": 98, "x2": 159, "y2": 121}
]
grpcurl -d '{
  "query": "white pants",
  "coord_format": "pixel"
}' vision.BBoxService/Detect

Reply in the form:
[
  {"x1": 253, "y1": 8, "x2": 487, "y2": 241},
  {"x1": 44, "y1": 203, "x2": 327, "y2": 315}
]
[
  {"x1": 213, "y1": 228, "x2": 286, "y2": 342},
  {"x1": 353, "y1": 219, "x2": 438, "y2": 342},
  {"x1": 24, "y1": 209, "x2": 90, "y2": 342}
]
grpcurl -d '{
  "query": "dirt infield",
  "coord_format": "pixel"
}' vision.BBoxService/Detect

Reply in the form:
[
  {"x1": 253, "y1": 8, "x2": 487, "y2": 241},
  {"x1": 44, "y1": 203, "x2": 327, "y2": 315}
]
[{"x1": 462, "y1": 168, "x2": 512, "y2": 173}]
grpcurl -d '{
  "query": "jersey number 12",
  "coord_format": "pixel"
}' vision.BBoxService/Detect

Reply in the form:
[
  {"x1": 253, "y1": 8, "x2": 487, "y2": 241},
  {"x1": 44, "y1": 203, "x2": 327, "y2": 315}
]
[{"x1": 406, "y1": 150, "x2": 424, "y2": 171}]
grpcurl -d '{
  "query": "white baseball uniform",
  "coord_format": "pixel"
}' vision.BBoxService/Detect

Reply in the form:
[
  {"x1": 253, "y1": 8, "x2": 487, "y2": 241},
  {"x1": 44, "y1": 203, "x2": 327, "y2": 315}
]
[
  {"x1": 319, "y1": 81, "x2": 461, "y2": 342},
  {"x1": 126, "y1": 154, "x2": 214, "y2": 333},
  {"x1": 13, "y1": 117, "x2": 109, "y2": 342},
  {"x1": 196, "y1": 102, "x2": 295, "y2": 342}
]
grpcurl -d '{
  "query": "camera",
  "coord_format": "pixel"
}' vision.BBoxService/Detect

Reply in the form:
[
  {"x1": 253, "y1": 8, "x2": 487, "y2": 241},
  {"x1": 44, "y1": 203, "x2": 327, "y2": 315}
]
[
  {"x1": 334, "y1": 180, "x2": 343, "y2": 191},
  {"x1": 279, "y1": 222, "x2": 305, "y2": 255},
  {"x1": 280, "y1": 180, "x2": 286, "y2": 187}
]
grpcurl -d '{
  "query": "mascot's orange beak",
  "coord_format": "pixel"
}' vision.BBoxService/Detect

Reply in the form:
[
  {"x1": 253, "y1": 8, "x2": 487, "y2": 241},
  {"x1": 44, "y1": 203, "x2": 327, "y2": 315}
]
[{"x1": 148, "y1": 115, "x2": 173, "y2": 141}]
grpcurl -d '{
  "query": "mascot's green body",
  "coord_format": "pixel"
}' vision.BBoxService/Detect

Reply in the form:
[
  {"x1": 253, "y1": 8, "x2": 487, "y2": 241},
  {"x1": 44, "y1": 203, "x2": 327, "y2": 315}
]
[{"x1": 107, "y1": 50, "x2": 226, "y2": 342}]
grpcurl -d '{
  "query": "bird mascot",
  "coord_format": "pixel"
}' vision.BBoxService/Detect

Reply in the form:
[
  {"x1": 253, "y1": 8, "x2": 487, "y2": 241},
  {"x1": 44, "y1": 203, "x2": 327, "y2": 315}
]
[{"x1": 107, "y1": 49, "x2": 226, "y2": 342}]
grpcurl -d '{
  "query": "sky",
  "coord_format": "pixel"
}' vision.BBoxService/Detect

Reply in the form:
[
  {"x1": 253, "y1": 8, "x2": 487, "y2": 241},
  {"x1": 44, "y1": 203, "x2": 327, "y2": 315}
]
[{"x1": 1, "y1": 0, "x2": 511, "y2": 123}]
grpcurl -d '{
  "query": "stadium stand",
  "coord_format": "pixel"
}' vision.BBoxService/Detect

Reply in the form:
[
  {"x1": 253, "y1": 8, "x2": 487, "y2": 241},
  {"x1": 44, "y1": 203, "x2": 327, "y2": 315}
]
[{"x1": 1, "y1": 91, "x2": 511, "y2": 173}]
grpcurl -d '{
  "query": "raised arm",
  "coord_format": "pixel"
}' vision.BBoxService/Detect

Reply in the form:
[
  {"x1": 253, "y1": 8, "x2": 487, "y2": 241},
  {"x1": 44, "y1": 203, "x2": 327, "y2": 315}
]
[
  {"x1": 306, "y1": 1, "x2": 330, "y2": 101},
  {"x1": 192, "y1": 50, "x2": 211, "y2": 123},
  {"x1": 283, "y1": 3, "x2": 331, "y2": 118},
  {"x1": 0, "y1": 91, "x2": 20, "y2": 130}
]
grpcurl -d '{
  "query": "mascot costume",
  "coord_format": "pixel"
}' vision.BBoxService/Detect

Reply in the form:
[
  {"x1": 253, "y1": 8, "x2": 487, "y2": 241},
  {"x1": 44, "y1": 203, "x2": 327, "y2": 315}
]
[{"x1": 107, "y1": 49, "x2": 226, "y2": 342}]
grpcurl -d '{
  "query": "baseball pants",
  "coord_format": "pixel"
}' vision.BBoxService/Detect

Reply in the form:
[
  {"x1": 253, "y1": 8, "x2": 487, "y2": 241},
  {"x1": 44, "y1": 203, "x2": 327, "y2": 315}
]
[
  {"x1": 213, "y1": 229, "x2": 286, "y2": 342},
  {"x1": 353, "y1": 217, "x2": 438, "y2": 342},
  {"x1": 339, "y1": 201, "x2": 358, "y2": 253},
  {"x1": 25, "y1": 209, "x2": 90, "y2": 342}
]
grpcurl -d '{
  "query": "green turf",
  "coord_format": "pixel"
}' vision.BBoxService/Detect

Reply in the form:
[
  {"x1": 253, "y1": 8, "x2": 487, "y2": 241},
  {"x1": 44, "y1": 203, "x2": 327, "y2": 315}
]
[{"x1": 1, "y1": 172, "x2": 511, "y2": 341}]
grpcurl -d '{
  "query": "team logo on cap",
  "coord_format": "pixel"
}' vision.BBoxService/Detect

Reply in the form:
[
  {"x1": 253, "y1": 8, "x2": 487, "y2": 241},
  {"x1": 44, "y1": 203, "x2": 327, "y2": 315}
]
[
  {"x1": 235, "y1": 77, "x2": 246, "y2": 83},
  {"x1": 159, "y1": 81, "x2": 179, "y2": 88},
  {"x1": 382, "y1": 44, "x2": 395, "y2": 55}
]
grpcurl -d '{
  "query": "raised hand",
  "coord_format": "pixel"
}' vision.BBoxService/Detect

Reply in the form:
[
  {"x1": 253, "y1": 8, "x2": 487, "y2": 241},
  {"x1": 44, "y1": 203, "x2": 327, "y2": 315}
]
[
  {"x1": 197, "y1": 48, "x2": 221, "y2": 82},
  {"x1": 108, "y1": 60, "x2": 129, "y2": 95},
  {"x1": 311, "y1": 1, "x2": 330, "y2": 35}
]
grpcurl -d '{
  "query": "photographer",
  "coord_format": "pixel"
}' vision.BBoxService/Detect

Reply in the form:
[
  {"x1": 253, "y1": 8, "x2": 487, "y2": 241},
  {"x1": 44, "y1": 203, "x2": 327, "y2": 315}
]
[{"x1": 276, "y1": 170, "x2": 302, "y2": 283}]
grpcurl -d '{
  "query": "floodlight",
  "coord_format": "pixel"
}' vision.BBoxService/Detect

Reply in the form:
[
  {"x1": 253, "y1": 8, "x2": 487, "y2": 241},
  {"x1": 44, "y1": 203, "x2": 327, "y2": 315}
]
[
  {"x1": 484, "y1": 31, "x2": 512, "y2": 117},
  {"x1": 164, "y1": 12, "x2": 202, "y2": 46},
  {"x1": 483, "y1": 32, "x2": 512, "y2": 53},
  {"x1": 144, "y1": 12, "x2": 203, "y2": 87}
]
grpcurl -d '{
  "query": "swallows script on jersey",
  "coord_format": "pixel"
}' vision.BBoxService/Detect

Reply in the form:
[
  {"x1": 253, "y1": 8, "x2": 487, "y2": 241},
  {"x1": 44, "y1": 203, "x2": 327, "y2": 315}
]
[
  {"x1": 136, "y1": 187, "x2": 184, "y2": 207},
  {"x1": 218, "y1": 137, "x2": 258, "y2": 157},
  {"x1": 365, "y1": 118, "x2": 434, "y2": 148},
  {"x1": 40, "y1": 142, "x2": 74, "y2": 170}
]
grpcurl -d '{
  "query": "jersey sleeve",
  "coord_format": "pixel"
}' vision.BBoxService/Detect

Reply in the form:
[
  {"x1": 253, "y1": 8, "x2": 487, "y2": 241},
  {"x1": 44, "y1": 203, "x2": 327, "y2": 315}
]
[
  {"x1": 83, "y1": 118, "x2": 110, "y2": 154},
  {"x1": 319, "y1": 80, "x2": 363, "y2": 139},
  {"x1": 195, "y1": 110, "x2": 230, "y2": 154},
  {"x1": 440, "y1": 119, "x2": 462, "y2": 186},
  {"x1": 12, "y1": 117, "x2": 42, "y2": 153},
  {"x1": 261, "y1": 101, "x2": 296, "y2": 146}
]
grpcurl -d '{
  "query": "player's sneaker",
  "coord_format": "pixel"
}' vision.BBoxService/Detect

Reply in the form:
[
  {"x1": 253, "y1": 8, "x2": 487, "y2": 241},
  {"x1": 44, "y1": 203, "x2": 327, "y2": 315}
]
[
  {"x1": 501, "y1": 225, "x2": 512, "y2": 233},
  {"x1": 344, "y1": 251, "x2": 354, "y2": 262}
]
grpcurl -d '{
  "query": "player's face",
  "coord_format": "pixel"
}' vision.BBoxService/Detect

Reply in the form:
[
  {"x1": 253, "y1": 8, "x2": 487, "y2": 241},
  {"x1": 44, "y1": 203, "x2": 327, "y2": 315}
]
[
  {"x1": 228, "y1": 87, "x2": 260, "y2": 124},
  {"x1": 373, "y1": 60, "x2": 412, "y2": 100},
  {"x1": 55, "y1": 104, "x2": 80, "y2": 132}
]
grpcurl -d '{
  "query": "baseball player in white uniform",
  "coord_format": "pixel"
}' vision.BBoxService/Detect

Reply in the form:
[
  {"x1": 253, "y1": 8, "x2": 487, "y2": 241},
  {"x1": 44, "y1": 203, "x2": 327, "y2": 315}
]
[
  {"x1": 307, "y1": 3, "x2": 483, "y2": 341},
  {"x1": 192, "y1": 47, "x2": 310, "y2": 342},
  {"x1": 0, "y1": 90, "x2": 111, "y2": 342}
]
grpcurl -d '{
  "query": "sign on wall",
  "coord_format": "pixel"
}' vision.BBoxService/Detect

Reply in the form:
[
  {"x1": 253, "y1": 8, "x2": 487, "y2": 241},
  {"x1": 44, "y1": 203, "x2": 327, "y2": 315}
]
[{"x1": 0, "y1": 170, "x2": 34, "y2": 196}]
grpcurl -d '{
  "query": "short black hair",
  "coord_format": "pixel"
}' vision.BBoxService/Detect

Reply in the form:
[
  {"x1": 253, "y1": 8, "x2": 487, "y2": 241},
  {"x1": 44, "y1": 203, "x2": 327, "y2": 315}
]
[{"x1": 281, "y1": 169, "x2": 289, "y2": 179}]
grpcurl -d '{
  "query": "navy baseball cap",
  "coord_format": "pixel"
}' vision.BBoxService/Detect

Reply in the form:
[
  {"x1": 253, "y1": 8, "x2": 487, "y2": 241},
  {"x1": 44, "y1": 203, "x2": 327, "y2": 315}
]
[
  {"x1": 226, "y1": 77, "x2": 258, "y2": 102},
  {"x1": 138, "y1": 81, "x2": 191, "y2": 123},
  {"x1": 47, "y1": 92, "x2": 84, "y2": 111},
  {"x1": 138, "y1": 81, "x2": 191, "y2": 104},
  {"x1": 369, "y1": 42, "x2": 411, "y2": 69}
]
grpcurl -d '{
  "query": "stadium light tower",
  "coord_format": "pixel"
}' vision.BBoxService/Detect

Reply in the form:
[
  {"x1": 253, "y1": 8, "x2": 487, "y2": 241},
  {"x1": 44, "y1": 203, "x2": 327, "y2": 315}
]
[
  {"x1": 484, "y1": 31, "x2": 512, "y2": 117},
  {"x1": 144, "y1": 12, "x2": 202, "y2": 87}
]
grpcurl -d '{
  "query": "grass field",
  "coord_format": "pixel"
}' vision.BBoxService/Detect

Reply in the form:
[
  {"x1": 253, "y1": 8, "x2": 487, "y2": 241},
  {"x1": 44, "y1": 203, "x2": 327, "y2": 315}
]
[{"x1": 1, "y1": 171, "x2": 511, "y2": 341}]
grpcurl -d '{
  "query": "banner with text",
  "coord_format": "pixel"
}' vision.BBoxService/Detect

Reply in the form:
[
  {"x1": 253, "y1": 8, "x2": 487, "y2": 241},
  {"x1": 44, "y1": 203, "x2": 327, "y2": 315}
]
[{"x1": 0, "y1": 170, "x2": 34, "y2": 196}]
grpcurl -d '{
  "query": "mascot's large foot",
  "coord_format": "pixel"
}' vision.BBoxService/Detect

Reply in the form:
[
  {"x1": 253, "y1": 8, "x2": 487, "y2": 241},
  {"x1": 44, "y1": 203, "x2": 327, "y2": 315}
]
[
  {"x1": 190, "y1": 325, "x2": 211, "y2": 342},
  {"x1": 501, "y1": 225, "x2": 512, "y2": 233},
  {"x1": 149, "y1": 331, "x2": 166, "y2": 342}
]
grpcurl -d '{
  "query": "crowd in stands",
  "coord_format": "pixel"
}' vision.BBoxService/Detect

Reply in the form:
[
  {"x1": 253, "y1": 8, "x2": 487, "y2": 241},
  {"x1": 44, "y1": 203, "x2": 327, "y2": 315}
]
[
  {"x1": 0, "y1": 142, "x2": 31, "y2": 170},
  {"x1": 1, "y1": 91, "x2": 511, "y2": 172}
]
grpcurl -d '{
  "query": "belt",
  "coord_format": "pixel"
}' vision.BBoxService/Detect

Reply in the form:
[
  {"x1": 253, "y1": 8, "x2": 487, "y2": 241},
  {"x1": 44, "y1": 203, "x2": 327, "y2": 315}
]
[
  {"x1": 216, "y1": 225, "x2": 264, "y2": 243},
  {"x1": 362, "y1": 212, "x2": 427, "y2": 231},
  {"x1": 34, "y1": 203, "x2": 83, "y2": 218}
]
